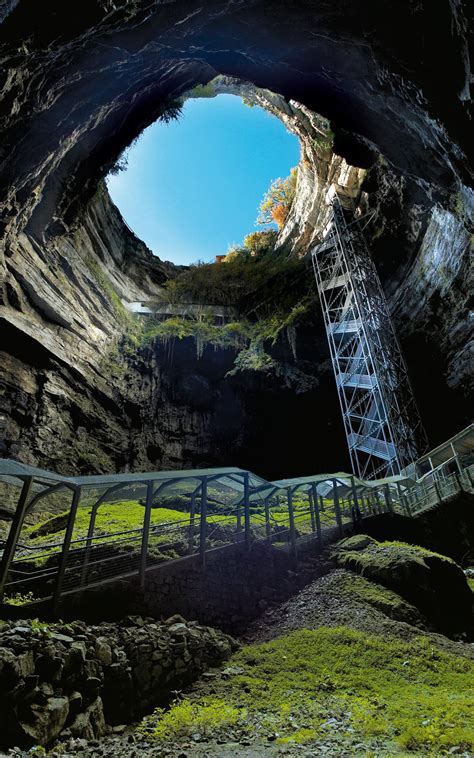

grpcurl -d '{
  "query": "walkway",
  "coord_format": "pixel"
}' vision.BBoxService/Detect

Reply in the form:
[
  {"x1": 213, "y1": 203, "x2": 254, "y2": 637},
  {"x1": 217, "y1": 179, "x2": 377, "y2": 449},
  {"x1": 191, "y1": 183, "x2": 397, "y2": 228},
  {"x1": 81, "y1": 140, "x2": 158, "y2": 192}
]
[{"x1": 0, "y1": 425, "x2": 472, "y2": 613}]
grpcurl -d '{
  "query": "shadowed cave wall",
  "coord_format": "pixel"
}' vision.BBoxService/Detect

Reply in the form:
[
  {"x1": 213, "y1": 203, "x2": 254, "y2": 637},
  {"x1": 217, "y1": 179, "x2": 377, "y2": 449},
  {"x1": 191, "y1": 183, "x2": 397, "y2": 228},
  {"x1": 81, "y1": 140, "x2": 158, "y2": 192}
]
[{"x1": 0, "y1": 0, "x2": 472, "y2": 477}]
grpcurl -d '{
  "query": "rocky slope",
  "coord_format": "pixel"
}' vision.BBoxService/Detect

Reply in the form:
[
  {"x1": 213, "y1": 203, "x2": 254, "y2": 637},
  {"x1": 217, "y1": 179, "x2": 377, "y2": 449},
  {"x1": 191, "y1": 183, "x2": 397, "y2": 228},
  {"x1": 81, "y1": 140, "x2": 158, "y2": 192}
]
[{"x1": 7, "y1": 539, "x2": 469, "y2": 757}]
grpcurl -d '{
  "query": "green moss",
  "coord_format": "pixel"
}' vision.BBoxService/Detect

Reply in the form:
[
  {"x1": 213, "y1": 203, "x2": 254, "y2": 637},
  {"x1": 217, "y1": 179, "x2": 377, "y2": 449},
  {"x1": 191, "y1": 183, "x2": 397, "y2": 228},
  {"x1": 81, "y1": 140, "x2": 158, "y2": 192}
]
[
  {"x1": 325, "y1": 571, "x2": 423, "y2": 625},
  {"x1": 334, "y1": 536, "x2": 456, "y2": 574},
  {"x1": 467, "y1": 577, "x2": 474, "y2": 592},
  {"x1": 143, "y1": 627, "x2": 474, "y2": 753},
  {"x1": 139, "y1": 699, "x2": 243, "y2": 740},
  {"x1": 452, "y1": 192, "x2": 464, "y2": 218}
]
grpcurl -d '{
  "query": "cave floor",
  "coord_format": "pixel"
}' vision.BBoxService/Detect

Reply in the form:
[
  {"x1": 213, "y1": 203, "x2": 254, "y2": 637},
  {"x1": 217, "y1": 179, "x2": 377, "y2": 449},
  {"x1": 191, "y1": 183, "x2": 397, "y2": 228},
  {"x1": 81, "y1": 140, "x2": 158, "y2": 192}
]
[{"x1": 55, "y1": 566, "x2": 473, "y2": 758}]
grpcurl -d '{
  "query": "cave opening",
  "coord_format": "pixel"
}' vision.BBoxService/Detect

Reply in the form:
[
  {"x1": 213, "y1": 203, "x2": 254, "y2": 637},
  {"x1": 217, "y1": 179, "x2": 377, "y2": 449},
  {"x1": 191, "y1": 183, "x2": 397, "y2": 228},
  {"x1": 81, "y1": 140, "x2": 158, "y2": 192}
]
[
  {"x1": 0, "y1": 2, "x2": 471, "y2": 480},
  {"x1": 106, "y1": 90, "x2": 300, "y2": 266},
  {"x1": 0, "y1": 5, "x2": 473, "y2": 753}
]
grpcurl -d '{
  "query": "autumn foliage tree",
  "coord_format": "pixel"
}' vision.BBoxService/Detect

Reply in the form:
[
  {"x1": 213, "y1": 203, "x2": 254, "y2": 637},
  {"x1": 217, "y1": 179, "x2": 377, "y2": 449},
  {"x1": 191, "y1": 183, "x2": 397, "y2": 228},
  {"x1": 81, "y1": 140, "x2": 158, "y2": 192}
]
[
  {"x1": 256, "y1": 167, "x2": 298, "y2": 229},
  {"x1": 243, "y1": 229, "x2": 278, "y2": 256}
]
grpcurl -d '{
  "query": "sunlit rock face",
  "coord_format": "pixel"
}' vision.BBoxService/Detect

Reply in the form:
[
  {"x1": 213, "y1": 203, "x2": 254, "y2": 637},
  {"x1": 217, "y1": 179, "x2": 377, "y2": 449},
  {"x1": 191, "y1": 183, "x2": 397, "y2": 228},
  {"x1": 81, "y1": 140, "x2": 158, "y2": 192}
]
[{"x1": 0, "y1": 0, "x2": 472, "y2": 473}]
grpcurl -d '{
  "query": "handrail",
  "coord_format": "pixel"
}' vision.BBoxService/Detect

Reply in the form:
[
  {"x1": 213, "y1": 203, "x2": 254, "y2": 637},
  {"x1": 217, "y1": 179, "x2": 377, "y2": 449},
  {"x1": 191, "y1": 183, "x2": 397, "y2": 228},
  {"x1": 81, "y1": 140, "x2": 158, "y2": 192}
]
[{"x1": 1, "y1": 459, "x2": 472, "y2": 607}]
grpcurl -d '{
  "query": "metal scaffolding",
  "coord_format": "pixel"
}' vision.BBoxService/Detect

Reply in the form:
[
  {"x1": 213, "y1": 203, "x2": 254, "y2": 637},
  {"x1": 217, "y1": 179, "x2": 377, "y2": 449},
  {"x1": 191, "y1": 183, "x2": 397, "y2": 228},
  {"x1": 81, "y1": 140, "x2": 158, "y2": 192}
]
[{"x1": 312, "y1": 199, "x2": 428, "y2": 479}]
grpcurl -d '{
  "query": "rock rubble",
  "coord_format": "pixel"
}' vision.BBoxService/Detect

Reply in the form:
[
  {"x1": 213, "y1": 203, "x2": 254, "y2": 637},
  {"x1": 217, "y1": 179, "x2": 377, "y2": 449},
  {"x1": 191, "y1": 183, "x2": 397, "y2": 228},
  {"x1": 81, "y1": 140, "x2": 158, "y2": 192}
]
[{"x1": 0, "y1": 615, "x2": 236, "y2": 750}]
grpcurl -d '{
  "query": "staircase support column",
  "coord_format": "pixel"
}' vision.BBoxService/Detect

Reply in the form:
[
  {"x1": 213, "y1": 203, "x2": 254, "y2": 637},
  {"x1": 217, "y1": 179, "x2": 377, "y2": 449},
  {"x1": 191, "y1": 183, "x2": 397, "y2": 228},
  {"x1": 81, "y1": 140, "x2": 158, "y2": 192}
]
[
  {"x1": 53, "y1": 486, "x2": 81, "y2": 615},
  {"x1": 384, "y1": 484, "x2": 394, "y2": 513},
  {"x1": 188, "y1": 493, "x2": 197, "y2": 555},
  {"x1": 311, "y1": 483, "x2": 322, "y2": 547},
  {"x1": 264, "y1": 497, "x2": 271, "y2": 538},
  {"x1": 243, "y1": 473, "x2": 251, "y2": 551},
  {"x1": 332, "y1": 479, "x2": 344, "y2": 537},
  {"x1": 287, "y1": 487, "x2": 297, "y2": 559},
  {"x1": 0, "y1": 476, "x2": 33, "y2": 600},
  {"x1": 139, "y1": 481, "x2": 154, "y2": 589},
  {"x1": 199, "y1": 477, "x2": 208, "y2": 567}
]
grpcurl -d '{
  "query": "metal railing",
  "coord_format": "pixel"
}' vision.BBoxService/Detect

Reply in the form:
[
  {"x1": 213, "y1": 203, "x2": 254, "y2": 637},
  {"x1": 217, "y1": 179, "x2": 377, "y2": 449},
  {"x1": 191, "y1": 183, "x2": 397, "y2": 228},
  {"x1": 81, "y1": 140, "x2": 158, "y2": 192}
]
[{"x1": 1, "y1": 461, "x2": 472, "y2": 612}]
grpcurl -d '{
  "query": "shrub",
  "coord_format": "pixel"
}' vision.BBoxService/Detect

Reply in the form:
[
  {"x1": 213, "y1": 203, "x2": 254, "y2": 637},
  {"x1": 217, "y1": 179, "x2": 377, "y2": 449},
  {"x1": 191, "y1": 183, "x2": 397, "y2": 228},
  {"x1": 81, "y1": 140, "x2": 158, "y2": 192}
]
[{"x1": 243, "y1": 230, "x2": 278, "y2": 255}]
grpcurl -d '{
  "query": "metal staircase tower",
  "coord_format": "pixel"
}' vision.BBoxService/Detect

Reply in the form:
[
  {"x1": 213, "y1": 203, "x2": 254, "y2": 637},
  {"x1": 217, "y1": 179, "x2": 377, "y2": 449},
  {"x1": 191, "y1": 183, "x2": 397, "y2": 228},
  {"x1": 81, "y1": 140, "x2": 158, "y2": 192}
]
[{"x1": 312, "y1": 199, "x2": 428, "y2": 479}]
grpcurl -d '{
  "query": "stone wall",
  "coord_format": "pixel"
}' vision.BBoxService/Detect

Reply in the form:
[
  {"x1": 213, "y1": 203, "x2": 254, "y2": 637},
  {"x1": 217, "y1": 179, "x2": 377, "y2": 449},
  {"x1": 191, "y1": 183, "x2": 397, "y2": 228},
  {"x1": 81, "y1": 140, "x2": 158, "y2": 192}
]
[
  {"x1": 43, "y1": 541, "x2": 324, "y2": 634},
  {"x1": 131, "y1": 542, "x2": 321, "y2": 634},
  {"x1": 0, "y1": 614, "x2": 236, "y2": 749}
]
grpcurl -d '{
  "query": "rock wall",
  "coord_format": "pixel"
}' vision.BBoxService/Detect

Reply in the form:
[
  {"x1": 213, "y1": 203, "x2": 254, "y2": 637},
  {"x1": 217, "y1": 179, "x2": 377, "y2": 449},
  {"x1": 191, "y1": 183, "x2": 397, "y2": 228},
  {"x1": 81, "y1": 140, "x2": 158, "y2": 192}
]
[
  {"x1": 0, "y1": 184, "x2": 172, "y2": 471},
  {"x1": 0, "y1": 171, "x2": 346, "y2": 478},
  {"x1": 0, "y1": 614, "x2": 236, "y2": 749}
]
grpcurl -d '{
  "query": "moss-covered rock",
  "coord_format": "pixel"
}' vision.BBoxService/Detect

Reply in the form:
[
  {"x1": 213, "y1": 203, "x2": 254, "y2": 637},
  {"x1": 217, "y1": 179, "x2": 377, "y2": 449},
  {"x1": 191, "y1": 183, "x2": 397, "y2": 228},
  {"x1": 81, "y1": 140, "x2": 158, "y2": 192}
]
[
  {"x1": 325, "y1": 570, "x2": 426, "y2": 628},
  {"x1": 332, "y1": 536, "x2": 472, "y2": 633}
]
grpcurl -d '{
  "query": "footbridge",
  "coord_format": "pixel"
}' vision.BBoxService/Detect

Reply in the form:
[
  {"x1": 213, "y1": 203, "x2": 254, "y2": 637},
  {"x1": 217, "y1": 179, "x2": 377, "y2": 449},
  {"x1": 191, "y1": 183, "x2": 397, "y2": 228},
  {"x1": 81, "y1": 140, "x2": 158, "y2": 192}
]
[{"x1": 0, "y1": 425, "x2": 472, "y2": 615}]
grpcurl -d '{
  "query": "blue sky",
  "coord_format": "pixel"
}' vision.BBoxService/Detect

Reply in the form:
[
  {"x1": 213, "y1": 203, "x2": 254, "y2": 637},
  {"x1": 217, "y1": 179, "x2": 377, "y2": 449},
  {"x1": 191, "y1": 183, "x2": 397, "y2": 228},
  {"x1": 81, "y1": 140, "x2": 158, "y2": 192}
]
[{"x1": 107, "y1": 94, "x2": 300, "y2": 265}]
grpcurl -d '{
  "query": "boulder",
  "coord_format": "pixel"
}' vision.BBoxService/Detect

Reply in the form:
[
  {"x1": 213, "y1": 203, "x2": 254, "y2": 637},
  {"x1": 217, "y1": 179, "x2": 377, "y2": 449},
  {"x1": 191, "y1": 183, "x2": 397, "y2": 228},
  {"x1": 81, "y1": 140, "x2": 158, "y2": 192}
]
[
  {"x1": 332, "y1": 536, "x2": 473, "y2": 633},
  {"x1": 95, "y1": 637, "x2": 112, "y2": 666},
  {"x1": 17, "y1": 696, "x2": 69, "y2": 746},
  {"x1": 68, "y1": 697, "x2": 105, "y2": 740}
]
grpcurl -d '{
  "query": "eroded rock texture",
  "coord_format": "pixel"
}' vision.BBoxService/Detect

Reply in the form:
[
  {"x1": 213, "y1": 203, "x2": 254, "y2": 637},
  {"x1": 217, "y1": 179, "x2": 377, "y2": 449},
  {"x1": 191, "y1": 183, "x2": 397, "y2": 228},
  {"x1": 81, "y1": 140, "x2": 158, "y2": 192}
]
[
  {"x1": 0, "y1": 0, "x2": 472, "y2": 475},
  {"x1": 0, "y1": 614, "x2": 235, "y2": 748}
]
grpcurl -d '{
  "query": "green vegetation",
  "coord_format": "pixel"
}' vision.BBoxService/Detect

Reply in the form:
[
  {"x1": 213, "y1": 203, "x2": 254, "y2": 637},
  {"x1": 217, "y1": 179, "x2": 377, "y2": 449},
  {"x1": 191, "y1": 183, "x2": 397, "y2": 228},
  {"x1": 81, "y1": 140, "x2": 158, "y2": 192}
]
[
  {"x1": 20, "y1": 499, "x2": 238, "y2": 567},
  {"x1": 29, "y1": 618, "x2": 55, "y2": 635},
  {"x1": 25, "y1": 501, "x2": 194, "y2": 544},
  {"x1": 143, "y1": 251, "x2": 317, "y2": 366},
  {"x1": 161, "y1": 250, "x2": 308, "y2": 309},
  {"x1": 313, "y1": 126, "x2": 335, "y2": 154},
  {"x1": 241, "y1": 96, "x2": 255, "y2": 108},
  {"x1": 19, "y1": 491, "x2": 341, "y2": 571},
  {"x1": 242, "y1": 229, "x2": 278, "y2": 256},
  {"x1": 334, "y1": 536, "x2": 457, "y2": 573},
  {"x1": 187, "y1": 82, "x2": 216, "y2": 99},
  {"x1": 4, "y1": 590, "x2": 36, "y2": 606},
  {"x1": 142, "y1": 297, "x2": 314, "y2": 364},
  {"x1": 140, "y1": 627, "x2": 474, "y2": 753},
  {"x1": 323, "y1": 571, "x2": 424, "y2": 625},
  {"x1": 140, "y1": 699, "x2": 242, "y2": 740},
  {"x1": 452, "y1": 192, "x2": 465, "y2": 218}
]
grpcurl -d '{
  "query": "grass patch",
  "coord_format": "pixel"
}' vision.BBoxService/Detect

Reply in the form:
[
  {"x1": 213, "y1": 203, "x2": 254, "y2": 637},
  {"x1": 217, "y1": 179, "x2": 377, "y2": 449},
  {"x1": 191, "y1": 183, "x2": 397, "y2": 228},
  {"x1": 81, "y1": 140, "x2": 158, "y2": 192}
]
[
  {"x1": 141, "y1": 627, "x2": 474, "y2": 753},
  {"x1": 19, "y1": 500, "x2": 237, "y2": 567},
  {"x1": 139, "y1": 699, "x2": 243, "y2": 740}
]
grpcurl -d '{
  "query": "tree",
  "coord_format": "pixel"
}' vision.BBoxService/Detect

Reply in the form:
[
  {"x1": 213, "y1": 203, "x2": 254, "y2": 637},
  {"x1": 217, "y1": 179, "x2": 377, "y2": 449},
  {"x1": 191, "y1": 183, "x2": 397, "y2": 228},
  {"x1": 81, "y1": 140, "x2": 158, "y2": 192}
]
[
  {"x1": 256, "y1": 167, "x2": 298, "y2": 229},
  {"x1": 243, "y1": 230, "x2": 278, "y2": 256}
]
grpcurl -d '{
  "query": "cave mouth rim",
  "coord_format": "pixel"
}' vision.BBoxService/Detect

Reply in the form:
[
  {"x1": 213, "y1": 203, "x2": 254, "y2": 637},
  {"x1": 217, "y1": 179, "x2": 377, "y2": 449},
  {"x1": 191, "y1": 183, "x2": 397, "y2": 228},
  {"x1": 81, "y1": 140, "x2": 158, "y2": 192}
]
[{"x1": 104, "y1": 83, "x2": 304, "y2": 267}]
